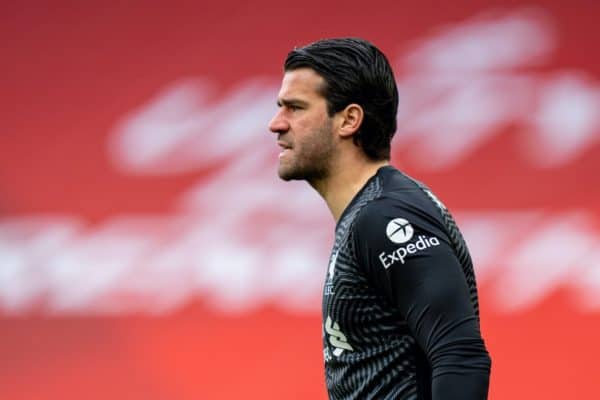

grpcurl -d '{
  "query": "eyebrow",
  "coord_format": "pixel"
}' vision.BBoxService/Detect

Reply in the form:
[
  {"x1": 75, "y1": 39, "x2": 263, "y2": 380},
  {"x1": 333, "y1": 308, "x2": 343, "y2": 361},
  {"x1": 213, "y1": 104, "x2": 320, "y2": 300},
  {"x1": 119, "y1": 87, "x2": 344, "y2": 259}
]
[{"x1": 277, "y1": 98, "x2": 309, "y2": 108}]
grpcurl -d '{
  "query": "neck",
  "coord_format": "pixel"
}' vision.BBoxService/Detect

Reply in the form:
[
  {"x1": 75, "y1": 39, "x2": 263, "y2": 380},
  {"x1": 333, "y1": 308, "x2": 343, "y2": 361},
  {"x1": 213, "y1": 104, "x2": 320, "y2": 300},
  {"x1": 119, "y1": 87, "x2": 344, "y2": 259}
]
[{"x1": 310, "y1": 159, "x2": 389, "y2": 223}]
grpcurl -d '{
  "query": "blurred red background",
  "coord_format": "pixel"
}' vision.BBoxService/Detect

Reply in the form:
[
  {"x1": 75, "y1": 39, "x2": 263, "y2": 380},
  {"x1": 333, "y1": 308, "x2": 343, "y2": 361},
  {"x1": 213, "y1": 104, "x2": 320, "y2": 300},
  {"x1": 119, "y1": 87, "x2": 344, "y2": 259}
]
[{"x1": 1, "y1": 1, "x2": 599, "y2": 399}]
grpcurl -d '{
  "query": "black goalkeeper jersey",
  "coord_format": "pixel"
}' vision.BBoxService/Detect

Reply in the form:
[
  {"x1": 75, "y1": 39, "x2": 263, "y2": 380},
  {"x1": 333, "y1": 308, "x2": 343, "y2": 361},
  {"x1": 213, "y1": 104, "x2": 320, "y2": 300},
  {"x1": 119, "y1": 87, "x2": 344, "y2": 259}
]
[{"x1": 322, "y1": 166, "x2": 491, "y2": 400}]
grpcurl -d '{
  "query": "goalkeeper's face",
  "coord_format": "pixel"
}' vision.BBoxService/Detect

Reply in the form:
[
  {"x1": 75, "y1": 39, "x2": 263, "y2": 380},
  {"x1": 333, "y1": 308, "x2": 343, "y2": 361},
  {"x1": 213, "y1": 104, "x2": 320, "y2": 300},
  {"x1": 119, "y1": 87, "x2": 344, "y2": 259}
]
[{"x1": 268, "y1": 68, "x2": 336, "y2": 183}]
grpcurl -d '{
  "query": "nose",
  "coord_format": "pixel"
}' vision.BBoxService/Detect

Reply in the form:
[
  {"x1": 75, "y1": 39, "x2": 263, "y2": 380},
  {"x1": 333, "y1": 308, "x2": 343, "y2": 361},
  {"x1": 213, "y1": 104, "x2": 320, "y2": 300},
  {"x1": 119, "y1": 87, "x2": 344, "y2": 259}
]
[{"x1": 268, "y1": 109, "x2": 289, "y2": 135}]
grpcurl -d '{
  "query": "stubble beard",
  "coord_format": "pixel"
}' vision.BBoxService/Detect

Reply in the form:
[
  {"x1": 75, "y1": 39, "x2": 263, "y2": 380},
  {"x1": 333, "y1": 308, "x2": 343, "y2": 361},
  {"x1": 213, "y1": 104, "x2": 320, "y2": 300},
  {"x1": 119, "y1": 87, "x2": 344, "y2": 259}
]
[{"x1": 278, "y1": 119, "x2": 335, "y2": 184}]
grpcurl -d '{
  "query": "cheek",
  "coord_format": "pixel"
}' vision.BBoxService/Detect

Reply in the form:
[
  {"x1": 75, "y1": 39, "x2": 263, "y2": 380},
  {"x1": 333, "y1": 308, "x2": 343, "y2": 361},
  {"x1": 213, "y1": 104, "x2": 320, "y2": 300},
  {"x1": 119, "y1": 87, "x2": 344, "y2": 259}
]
[
  {"x1": 289, "y1": 120, "x2": 312, "y2": 146},
  {"x1": 295, "y1": 113, "x2": 328, "y2": 134},
  {"x1": 294, "y1": 116, "x2": 314, "y2": 131}
]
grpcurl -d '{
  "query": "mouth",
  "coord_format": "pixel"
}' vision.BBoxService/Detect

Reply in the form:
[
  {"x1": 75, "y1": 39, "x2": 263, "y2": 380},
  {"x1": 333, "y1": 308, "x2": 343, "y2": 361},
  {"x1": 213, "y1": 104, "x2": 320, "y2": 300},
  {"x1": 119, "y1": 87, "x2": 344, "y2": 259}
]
[{"x1": 277, "y1": 141, "x2": 293, "y2": 158}]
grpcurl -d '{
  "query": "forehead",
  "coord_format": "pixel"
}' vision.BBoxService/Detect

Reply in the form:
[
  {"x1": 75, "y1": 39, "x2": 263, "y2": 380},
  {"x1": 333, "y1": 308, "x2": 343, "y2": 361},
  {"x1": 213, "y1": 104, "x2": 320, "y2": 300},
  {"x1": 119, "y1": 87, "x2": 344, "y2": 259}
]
[{"x1": 278, "y1": 68, "x2": 326, "y2": 101}]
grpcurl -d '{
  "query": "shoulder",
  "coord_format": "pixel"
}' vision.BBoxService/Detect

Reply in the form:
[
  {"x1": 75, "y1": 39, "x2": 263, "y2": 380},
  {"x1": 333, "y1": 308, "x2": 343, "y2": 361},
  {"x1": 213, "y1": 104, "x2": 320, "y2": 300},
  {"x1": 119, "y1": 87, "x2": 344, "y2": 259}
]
[
  {"x1": 350, "y1": 173, "x2": 458, "y2": 286},
  {"x1": 353, "y1": 182, "x2": 447, "y2": 244}
]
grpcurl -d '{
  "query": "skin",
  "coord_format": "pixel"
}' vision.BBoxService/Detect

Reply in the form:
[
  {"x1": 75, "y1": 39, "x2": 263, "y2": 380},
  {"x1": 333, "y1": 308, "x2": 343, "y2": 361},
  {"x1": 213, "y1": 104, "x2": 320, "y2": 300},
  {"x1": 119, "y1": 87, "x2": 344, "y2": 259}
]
[{"x1": 269, "y1": 68, "x2": 389, "y2": 222}]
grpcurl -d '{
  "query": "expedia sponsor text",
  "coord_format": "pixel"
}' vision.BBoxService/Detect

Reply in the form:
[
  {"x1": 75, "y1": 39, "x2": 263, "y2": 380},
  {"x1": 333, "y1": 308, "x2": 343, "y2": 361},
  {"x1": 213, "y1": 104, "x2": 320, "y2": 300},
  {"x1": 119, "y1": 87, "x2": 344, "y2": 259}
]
[{"x1": 379, "y1": 235, "x2": 441, "y2": 269}]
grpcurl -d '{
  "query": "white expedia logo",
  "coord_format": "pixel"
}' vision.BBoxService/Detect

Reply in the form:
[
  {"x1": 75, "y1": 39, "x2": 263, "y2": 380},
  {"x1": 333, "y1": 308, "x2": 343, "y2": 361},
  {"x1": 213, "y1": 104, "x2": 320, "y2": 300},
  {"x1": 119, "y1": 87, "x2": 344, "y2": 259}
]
[
  {"x1": 380, "y1": 218, "x2": 441, "y2": 269},
  {"x1": 386, "y1": 218, "x2": 414, "y2": 244},
  {"x1": 325, "y1": 316, "x2": 354, "y2": 357}
]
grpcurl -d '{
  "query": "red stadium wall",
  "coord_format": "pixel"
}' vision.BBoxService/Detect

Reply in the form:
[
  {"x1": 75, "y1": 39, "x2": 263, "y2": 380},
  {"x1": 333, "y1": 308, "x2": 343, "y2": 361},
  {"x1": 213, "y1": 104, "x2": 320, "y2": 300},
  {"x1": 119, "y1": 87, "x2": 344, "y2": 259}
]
[{"x1": 1, "y1": 1, "x2": 599, "y2": 399}]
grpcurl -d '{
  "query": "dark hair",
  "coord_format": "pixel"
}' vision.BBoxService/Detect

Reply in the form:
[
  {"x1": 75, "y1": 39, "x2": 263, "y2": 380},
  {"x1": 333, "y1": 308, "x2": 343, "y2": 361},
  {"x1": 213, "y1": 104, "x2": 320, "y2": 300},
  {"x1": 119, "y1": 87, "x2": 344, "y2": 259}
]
[{"x1": 284, "y1": 37, "x2": 398, "y2": 161}]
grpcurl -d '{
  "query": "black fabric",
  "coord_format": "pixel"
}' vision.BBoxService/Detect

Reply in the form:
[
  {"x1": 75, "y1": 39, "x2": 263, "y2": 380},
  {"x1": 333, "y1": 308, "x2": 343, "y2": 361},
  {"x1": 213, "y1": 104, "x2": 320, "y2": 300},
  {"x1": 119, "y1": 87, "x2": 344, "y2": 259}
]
[{"x1": 322, "y1": 166, "x2": 490, "y2": 399}]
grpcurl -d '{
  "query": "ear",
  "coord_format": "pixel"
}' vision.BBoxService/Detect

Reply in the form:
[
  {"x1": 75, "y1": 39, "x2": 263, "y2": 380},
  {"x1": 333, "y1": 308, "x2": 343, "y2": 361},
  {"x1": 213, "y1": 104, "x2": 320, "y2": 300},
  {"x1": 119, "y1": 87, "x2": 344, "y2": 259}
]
[{"x1": 337, "y1": 103, "x2": 364, "y2": 138}]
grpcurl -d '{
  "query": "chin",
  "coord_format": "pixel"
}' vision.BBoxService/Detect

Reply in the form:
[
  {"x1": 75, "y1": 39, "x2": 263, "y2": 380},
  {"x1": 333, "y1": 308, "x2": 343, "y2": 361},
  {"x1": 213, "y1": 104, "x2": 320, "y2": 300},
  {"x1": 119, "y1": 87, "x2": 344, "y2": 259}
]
[
  {"x1": 278, "y1": 169, "x2": 298, "y2": 181},
  {"x1": 278, "y1": 165, "x2": 305, "y2": 181}
]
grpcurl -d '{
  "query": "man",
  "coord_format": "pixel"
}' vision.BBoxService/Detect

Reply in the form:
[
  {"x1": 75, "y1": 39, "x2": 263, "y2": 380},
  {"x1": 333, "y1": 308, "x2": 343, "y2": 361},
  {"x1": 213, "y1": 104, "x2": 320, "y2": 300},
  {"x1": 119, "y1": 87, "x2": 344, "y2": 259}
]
[{"x1": 268, "y1": 38, "x2": 491, "y2": 399}]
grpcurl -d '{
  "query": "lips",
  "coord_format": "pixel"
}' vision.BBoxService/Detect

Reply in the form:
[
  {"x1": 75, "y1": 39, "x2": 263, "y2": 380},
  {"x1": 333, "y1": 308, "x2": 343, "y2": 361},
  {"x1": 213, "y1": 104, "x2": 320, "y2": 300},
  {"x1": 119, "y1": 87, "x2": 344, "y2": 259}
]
[
  {"x1": 277, "y1": 140, "x2": 292, "y2": 150},
  {"x1": 277, "y1": 141, "x2": 293, "y2": 159}
]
